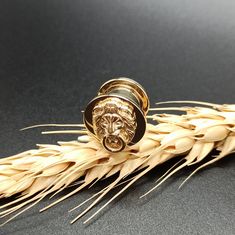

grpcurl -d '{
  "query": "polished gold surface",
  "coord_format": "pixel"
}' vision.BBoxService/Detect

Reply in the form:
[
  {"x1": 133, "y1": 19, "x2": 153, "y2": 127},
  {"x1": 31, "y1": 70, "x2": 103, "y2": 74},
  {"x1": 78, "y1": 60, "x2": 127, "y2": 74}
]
[
  {"x1": 84, "y1": 78, "x2": 149, "y2": 152},
  {"x1": 99, "y1": 78, "x2": 149, "y2": 114}
]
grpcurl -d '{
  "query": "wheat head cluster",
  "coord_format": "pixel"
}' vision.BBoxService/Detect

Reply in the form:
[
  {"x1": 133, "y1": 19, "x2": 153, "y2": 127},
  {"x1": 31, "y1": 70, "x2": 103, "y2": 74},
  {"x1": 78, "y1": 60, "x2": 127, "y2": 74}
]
[{"x1": 0, "y1": 101, "x2": 234, "y2": 225}]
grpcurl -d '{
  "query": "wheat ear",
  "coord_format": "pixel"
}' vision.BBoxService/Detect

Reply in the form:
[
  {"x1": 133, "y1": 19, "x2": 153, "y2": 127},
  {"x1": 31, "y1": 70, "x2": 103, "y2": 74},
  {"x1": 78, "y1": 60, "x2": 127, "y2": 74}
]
[{"x1": 0, "y1": 101, "x2": 234, "y2": 225}]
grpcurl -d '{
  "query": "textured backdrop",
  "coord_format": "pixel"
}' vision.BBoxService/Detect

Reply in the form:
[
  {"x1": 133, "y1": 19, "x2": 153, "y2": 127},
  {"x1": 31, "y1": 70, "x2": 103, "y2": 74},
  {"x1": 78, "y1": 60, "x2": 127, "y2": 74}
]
[{"x1": 0, "y1": 0, "x2": 234, "y2": 234}]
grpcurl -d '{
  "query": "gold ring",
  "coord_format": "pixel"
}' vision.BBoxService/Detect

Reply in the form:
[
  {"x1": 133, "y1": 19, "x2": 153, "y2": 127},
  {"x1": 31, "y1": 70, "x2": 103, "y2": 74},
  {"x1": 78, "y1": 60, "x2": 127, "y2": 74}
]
[{"x1": 83, "y1": 78, "x2": 149, "y2": 152}]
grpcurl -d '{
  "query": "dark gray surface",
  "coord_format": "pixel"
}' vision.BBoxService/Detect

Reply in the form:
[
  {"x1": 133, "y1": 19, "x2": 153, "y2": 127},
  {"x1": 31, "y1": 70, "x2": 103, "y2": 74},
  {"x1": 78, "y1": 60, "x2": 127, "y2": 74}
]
[{"x1": 0, "y1": 0, "x2": 234, "y2": 234}]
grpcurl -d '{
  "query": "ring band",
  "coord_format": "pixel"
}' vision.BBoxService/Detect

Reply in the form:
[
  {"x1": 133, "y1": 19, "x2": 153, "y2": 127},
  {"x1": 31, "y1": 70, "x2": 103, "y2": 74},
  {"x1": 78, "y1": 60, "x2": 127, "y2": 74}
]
[{"x1": 83, "y1": 78, "x2": 149, "y2": 152}]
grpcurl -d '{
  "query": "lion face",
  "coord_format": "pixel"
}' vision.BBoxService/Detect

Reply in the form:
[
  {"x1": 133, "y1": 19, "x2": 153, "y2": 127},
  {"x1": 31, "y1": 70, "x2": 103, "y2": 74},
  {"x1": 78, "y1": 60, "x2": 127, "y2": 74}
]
[{"x1": 92, "y1": 97, "x2": 137, "y2": 152}]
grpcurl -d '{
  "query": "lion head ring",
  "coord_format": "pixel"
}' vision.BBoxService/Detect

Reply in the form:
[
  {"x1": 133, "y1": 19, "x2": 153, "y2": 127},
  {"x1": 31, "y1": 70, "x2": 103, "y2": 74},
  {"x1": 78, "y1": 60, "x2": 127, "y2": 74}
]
[{"x1": 83, "y1": 78, "x2": 149, "y2": 152}]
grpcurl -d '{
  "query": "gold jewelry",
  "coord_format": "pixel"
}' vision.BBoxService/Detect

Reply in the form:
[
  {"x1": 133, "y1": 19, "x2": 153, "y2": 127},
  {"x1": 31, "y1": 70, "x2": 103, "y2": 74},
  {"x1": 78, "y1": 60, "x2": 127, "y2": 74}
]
[{"x1": 83, "y1": 78, "x2": 149, "y2": 152}]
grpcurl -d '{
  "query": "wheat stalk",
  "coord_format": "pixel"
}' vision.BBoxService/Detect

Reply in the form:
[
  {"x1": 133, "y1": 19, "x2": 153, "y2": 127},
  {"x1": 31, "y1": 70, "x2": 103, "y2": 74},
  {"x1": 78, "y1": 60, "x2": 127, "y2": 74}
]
[{"x1": 0, "y1": 101, "x2": 234, "y2": 226}]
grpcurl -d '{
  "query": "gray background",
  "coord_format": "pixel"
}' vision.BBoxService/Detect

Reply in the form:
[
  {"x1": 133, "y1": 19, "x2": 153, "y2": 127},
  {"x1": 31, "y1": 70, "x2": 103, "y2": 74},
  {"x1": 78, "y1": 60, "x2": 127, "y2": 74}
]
[{"x1": 0, "y1": 0, "x2": 234, "y2": 234}]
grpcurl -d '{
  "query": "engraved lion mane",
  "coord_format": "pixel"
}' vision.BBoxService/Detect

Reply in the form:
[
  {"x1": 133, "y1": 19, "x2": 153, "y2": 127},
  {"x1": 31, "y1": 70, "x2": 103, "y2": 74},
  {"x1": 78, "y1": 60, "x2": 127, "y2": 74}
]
[{"x1": 92, "y1": 97, "x2": 137, "y2": 143}]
